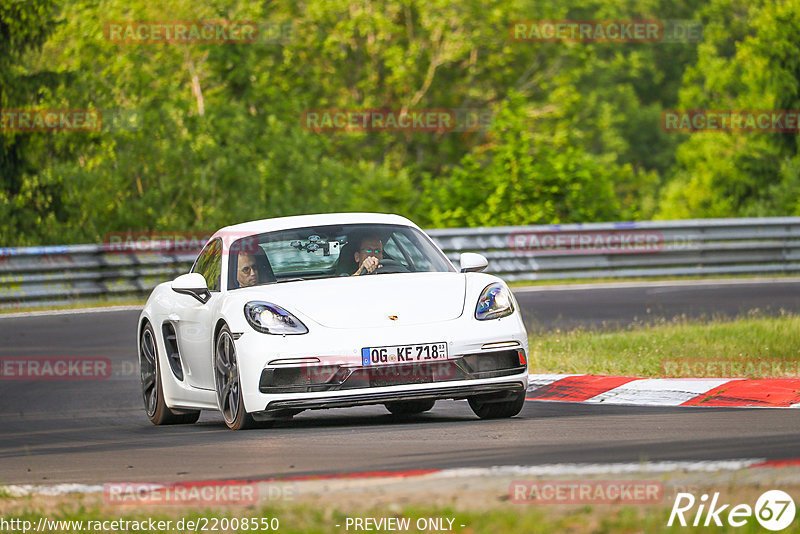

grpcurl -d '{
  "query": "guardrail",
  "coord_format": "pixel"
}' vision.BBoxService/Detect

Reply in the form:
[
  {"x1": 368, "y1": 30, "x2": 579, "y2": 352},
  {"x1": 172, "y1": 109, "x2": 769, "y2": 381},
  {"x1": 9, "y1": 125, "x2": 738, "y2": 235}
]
[{"x1": 1, "y1": 217, "x2": 799, "y2": 309}]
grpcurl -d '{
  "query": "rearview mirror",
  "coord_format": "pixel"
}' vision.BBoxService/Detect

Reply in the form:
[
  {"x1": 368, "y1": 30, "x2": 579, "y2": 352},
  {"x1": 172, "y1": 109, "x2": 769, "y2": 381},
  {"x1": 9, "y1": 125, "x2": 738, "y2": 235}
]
[
  {"x1": 171, "y1": 273, "x2": 211, "y2": 304},
  {"x1": 459, "y1": 252, "x2": 488, "y2": 273}
]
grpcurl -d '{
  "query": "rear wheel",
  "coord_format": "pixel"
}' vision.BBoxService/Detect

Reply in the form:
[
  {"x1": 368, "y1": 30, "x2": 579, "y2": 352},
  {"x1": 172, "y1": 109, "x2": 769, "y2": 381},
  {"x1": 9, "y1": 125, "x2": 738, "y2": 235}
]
[
  {"x1": 140, "y1": 322, "x2": 200, "y2": 425},
  {"x1": 215, "y1": 326, "x2": 271, "y2": 430},
  {"x1": 468, "y1": 390, "x2": 525, "y2": 420},
  {"x1": 384, "y1": 399, "x2": 436, "y2": 415}
]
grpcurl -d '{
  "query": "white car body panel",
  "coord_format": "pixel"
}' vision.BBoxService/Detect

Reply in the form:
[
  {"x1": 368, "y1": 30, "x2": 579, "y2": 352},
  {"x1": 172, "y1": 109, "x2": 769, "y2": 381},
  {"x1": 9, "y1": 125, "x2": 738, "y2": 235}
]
[
  {"x1": 137, "y1": 213, "x2": 529, "y2": 421},
  {"x1": 169, "y1": 293, "x2": 220, "y2": 390},
  {"x1": 237, "y1": 273, "x2": 466, "y2": 328}
]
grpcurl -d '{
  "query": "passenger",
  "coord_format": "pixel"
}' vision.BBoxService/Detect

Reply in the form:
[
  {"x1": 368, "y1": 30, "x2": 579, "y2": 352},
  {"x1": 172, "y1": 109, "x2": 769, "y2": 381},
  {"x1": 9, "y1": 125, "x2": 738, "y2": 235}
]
[{"x1": 236, "y1": 254, "x2": 260, "y2": 287}]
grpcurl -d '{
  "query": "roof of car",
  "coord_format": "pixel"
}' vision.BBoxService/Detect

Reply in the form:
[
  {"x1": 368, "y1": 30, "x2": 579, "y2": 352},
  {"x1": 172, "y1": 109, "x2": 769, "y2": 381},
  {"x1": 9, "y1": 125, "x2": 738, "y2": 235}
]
[{"x1": 212, "y1": 212, "x2": 419, "y2": 239}]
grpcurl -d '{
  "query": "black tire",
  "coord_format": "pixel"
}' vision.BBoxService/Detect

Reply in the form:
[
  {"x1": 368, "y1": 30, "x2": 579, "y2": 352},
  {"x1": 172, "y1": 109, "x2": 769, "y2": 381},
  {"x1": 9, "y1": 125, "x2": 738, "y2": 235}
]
[
  {"x1": 384, "y1": 399, "x2": 436, "y2": 415},
  {"x1": 468, "y1": 389, "x2": 526, "y2": 420},
  {"x1": 140, "y1": 322, "x2": 200, "y2": 425},
  {"x1": 215, "y1": 325, "x2": 272, "y2": 430}
]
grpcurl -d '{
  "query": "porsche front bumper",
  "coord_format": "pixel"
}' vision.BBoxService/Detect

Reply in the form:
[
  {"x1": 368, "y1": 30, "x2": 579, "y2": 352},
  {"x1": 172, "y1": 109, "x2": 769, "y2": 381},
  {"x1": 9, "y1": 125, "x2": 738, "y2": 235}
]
[{"x1": 233, "y1": 312, "x2": 529, "y2": 416}]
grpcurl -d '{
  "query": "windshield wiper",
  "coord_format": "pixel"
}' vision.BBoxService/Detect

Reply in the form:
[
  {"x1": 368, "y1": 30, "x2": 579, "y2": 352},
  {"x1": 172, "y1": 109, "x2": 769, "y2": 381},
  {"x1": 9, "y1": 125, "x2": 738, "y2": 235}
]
[{"x1": 277, "y1": 277, "x2": 305, "y2": 283}]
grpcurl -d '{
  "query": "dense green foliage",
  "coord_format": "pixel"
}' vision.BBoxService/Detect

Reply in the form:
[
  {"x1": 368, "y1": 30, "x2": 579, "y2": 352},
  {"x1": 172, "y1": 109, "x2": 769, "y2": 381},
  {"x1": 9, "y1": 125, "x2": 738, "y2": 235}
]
[
  {"x1": 658, "y1": 0, "x2": 800, "y2": 217},
  {"x1": 1, "y1": 0, "x2": 798, "y2": 245}
]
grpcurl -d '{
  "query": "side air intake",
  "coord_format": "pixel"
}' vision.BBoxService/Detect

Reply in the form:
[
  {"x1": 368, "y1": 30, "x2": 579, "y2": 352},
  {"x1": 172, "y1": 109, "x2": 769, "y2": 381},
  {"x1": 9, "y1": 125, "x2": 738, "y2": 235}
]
[{"x1": 161, "y1": 322, "x2": 184, "y2": 381}]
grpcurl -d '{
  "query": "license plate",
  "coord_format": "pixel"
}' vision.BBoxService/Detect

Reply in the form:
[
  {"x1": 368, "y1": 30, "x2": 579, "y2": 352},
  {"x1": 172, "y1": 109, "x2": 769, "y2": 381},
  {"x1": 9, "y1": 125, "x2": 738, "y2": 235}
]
[{"x1": 361, "y1": 342, "x2": 448, "y2": 366}]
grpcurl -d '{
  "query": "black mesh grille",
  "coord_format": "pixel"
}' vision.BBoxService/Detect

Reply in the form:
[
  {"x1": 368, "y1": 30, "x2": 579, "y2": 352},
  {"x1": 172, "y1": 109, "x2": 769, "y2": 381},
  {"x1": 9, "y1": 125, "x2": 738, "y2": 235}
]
[{"x1": 258, "y1": 352, "x2": 525, "y2": 394}]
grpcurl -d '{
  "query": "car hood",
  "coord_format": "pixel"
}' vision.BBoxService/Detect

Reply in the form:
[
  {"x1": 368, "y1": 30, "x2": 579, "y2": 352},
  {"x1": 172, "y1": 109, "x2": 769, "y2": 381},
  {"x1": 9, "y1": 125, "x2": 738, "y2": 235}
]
[{"x1": 238, "y1": 272, "x2": 467, "y2": 328}]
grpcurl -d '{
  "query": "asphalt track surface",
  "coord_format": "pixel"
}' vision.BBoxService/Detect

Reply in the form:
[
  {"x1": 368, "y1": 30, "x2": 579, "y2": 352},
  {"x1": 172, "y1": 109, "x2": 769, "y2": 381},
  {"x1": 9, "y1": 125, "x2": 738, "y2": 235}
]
[{"x1": 1, "y1": 279, "x2": 799, "y2": 485}]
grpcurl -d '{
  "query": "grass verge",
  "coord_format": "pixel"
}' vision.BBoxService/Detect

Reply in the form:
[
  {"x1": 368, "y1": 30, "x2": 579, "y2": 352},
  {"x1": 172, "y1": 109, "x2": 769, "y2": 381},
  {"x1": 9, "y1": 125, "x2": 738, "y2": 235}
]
[{"x1": 529, "y1": 313, "x2": 800, "y2": 378}]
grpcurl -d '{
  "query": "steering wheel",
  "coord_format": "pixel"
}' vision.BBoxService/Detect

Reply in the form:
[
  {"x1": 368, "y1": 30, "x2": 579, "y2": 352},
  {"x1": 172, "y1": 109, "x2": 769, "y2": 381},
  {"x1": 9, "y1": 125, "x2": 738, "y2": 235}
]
[{"x1": 359, "y1": 258, "x2": 411, "y2": 275}]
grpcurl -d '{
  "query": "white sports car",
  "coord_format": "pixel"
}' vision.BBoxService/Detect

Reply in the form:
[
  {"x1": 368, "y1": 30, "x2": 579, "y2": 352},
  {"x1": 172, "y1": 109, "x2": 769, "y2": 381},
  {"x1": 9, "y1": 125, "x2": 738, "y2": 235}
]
[{"x1": 137, "y1": 213, "x2": 529, "y2": 430}]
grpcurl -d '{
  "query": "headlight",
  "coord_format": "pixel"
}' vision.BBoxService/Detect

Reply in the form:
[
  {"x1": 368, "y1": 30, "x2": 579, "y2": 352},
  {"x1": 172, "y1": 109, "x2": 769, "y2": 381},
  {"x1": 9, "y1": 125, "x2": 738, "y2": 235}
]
[
  {"x1": 244, "y1": 301, "x2": 308, "y2": 335},
  {"x1": 475, "y1": 282, "x2": 514, "y2": 320}
]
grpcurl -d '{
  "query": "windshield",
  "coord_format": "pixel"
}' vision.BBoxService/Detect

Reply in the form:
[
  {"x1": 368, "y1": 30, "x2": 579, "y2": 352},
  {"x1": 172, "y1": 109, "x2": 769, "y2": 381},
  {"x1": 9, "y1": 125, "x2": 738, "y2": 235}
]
[{"x1": 227, "y1": 223, "x2": 454, "y2": 289}]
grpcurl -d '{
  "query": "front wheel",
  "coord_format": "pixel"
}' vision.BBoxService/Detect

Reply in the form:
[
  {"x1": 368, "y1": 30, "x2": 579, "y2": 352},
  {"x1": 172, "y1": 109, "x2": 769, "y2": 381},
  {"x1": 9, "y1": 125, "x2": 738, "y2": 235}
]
[
  {"x1": 214, "y1": 326, "x2": 271, "y2": 430},
  {"x1": 468, "y1": 390, "x2": 526, "y2": 420},
  {"x1": 140, "y1": 322, "x2": 200, "y2": 425}
]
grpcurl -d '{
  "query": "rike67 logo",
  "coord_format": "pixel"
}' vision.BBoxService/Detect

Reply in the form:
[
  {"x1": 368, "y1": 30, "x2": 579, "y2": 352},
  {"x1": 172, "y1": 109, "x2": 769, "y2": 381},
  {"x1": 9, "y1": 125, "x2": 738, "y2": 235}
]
[{"x1": 668, "y1": 490, "x2": 796, "y2": 531}]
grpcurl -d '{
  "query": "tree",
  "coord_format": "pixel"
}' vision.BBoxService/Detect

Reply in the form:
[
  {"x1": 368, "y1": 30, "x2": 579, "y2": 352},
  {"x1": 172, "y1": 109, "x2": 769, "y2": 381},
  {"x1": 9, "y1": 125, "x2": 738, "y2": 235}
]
[
  {"x1": 425, "y1": 93, "x2": 623, "y2": 227},
  {"x1": 0, "y1": 0, "x2": 64, "y2": 242},
  {"x1": 658, "y1": 0, "x2": 800, "y2": 218}
]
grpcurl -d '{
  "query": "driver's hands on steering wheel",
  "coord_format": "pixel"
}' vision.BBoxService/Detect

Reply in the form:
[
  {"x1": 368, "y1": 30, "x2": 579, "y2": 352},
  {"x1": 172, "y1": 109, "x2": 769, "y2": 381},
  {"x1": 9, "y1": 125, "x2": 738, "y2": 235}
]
[{"x1": 354, "y1": 256, "x2": 381, "y2": 275}]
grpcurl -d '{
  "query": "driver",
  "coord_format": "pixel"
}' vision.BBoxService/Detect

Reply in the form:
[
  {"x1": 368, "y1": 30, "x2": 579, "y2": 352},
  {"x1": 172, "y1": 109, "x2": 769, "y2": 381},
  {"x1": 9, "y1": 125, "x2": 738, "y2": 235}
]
[
  {"x1": 236, "y1": 254, "x2": 260, "y2": 287},
  {"x1": 352, "y1": 236, "x2": 384, "y2": 275}
]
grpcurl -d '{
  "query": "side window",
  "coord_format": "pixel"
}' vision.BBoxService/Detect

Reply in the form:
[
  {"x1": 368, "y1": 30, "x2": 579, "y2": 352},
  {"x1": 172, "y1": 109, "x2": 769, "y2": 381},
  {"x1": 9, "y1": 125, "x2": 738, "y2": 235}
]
[{"x1": 192, "y1": 238, "x2": 222, "y2": 291}]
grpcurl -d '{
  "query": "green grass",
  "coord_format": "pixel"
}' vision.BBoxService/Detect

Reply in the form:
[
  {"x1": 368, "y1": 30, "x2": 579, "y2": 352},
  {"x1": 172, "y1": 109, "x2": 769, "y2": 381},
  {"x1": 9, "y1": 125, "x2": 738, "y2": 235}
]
[{"x1": 529, "y1": 313, "x2": 800, "y2": 378}]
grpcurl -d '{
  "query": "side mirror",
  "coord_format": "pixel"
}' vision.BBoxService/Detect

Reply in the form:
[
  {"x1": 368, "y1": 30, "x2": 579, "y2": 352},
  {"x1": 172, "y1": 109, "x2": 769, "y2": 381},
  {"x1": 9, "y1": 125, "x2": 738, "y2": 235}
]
[
  {"x1": 459, "y1": 252, "x2": 488, "y2": 273},
  {"x1": 171, "y1": 273, "x2": 211, "y2": 304}
]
